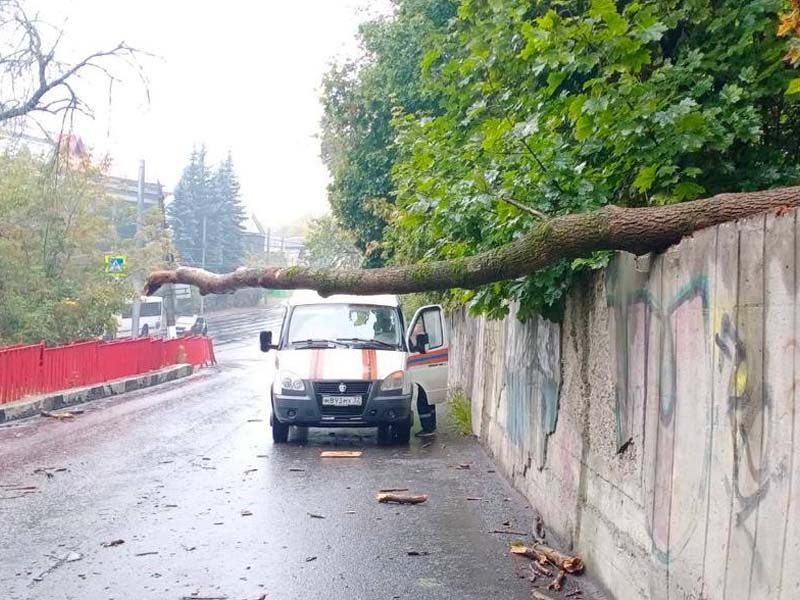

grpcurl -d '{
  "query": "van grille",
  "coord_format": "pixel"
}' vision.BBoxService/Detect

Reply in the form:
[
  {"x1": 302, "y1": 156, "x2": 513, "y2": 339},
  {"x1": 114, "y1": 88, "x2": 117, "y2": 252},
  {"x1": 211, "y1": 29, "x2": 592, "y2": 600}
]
[{"x1": 313, "y1": 381, "x2": 372, "y2": 415}]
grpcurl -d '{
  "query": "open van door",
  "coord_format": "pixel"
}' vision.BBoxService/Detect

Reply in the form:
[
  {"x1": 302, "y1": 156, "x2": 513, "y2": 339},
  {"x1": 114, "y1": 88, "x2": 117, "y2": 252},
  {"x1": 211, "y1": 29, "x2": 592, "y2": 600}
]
[{"x1": 406, "y1": 305, "x2": 449, "y2": 404}]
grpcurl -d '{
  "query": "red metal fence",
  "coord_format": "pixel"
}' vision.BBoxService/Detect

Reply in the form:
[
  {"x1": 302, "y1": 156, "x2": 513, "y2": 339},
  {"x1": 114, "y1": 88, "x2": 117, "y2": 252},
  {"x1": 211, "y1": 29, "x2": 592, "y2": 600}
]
[{"x1": 0, "y1": 336, "x2": 215, "y2": 404}]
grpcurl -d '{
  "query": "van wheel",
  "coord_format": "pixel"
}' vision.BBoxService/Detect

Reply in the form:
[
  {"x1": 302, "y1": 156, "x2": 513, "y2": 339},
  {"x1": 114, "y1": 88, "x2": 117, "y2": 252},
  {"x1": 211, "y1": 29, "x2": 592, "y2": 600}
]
[
  {"x1": 271, "y1": 411, "x2": 289, "y2": 443},
  {"x1": 392, "y1": 415, "x2": 412, "y2": 445},
  {"x1": 377, "y1": 424, "x2": 392, "y2": 446}
]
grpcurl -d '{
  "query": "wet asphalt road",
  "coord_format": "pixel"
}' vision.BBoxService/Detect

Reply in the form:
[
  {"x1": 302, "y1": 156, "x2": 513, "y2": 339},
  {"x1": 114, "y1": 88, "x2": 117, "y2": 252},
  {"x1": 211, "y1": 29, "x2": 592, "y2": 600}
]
[{"x1": 0, "y1": 339, "x2": 542, "y2": 600}]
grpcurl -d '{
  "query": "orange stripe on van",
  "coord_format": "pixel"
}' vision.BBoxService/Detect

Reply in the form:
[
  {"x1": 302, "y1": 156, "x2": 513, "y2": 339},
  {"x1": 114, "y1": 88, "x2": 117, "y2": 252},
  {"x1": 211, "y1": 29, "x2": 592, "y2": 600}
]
[
  {"x1": 361, "y1": 348, "x2": 377, "y2": 380},
  {"x1": 311, "y1": 349, "x2": 325, "y2": 379}
]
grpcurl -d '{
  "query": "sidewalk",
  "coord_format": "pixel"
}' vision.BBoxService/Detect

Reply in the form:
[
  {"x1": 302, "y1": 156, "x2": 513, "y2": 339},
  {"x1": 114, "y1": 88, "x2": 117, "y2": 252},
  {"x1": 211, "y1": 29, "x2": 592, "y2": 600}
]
[{"x1": 0, "y1": 364, "x2": 194, "y2": 424}]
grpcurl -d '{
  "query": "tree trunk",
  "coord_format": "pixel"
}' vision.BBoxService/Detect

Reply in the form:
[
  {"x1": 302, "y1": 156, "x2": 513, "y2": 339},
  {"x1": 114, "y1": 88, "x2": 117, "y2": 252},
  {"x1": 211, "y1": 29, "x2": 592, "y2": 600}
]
[{"x1": 145, "y1": 186, "x2": 800, "y2": 297}]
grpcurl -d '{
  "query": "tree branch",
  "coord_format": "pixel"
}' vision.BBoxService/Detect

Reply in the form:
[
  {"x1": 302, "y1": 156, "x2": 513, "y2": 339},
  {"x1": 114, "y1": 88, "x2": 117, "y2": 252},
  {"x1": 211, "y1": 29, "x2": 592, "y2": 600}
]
[
  {"x1": 145, "y1": 186, "x2": 800, "y2": 298},
  {"x1": 0, "y1": 3, "x2": 142, "y2": 124},
  {"x1": 497, "y1": 195, "x2": 547, "y2": 219}
]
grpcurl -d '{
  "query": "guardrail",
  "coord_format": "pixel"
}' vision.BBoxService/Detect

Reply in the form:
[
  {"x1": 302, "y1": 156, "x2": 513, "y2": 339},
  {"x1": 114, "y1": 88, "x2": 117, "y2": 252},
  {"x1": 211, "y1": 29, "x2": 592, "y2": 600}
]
[{"x1": 0, "y1": 336, "x2": 215, "y2": 404}]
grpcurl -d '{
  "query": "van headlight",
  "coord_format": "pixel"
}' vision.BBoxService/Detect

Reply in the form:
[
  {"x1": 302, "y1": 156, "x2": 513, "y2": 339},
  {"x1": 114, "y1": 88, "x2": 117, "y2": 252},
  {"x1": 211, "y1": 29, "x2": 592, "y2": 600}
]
[
  {"x1": 380, "y1": 370, "x2": 405, "y2": 393},
  {"x1": 279, "y1": 370, "x2": 306, "y2": 393}
]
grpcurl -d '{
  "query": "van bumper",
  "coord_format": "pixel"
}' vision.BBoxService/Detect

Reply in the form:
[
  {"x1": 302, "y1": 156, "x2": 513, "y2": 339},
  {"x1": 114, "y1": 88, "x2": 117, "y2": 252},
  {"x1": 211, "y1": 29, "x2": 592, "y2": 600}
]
[{"x1": 272, "y1": 393, "x2": 412, "y2": 427}]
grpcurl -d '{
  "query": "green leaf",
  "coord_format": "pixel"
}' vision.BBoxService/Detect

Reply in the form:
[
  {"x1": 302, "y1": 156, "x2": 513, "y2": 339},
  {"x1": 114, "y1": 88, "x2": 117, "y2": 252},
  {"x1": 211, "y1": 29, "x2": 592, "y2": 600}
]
[
  {"x1": 633, "y1": 165, "x2": 658, "y2": 192},
  {"x1": 672, "y1": 181, "x2": 706, "y2": 201},
  {"x1": 575, "y1": 115, "x2": 594, "y2": 141},
  {"x1": 787, "y1": 78, "x2": 800, "y2": 96}
]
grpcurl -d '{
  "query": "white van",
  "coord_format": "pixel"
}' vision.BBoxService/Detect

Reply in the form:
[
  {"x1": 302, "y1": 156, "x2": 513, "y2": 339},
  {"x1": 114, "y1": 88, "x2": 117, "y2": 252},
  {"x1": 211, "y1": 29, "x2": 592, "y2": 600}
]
[
  {"x1": 259, "y1": 290, "x2": 448, "y2": 445},
  {"x1": 115, "y1": 296, "x2": 165, "y2": 338}
]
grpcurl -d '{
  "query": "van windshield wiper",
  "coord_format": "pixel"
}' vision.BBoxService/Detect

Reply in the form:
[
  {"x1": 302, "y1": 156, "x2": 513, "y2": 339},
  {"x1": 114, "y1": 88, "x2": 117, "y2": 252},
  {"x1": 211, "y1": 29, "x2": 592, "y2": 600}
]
[
  {"x1": 290, "y1": 338, "x2": 347, "y2": 348},
  {"x1": 335, "y1": 337, "x2": 398, "y2": 350}
]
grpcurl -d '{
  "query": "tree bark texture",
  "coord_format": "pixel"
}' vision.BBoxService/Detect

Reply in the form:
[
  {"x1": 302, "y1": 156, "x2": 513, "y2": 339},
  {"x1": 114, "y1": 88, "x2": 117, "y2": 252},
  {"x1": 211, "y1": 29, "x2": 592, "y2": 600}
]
[{"x1": 145, "y1": 186, "x2": 800, "y2": 297}]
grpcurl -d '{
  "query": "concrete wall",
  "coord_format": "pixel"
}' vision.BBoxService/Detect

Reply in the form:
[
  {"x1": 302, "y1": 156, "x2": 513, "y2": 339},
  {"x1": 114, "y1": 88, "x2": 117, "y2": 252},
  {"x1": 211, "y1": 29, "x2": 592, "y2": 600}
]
[{"x1": 448, "y1": 210, "x2": 800, "y2": 600}]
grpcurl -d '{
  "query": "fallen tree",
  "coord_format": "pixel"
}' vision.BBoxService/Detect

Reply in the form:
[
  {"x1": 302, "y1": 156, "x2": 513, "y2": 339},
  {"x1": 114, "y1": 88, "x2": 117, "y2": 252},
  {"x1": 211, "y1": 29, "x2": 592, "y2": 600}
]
[{"x1": 145, "y1": 186, "x2": 800, "y2": 298}]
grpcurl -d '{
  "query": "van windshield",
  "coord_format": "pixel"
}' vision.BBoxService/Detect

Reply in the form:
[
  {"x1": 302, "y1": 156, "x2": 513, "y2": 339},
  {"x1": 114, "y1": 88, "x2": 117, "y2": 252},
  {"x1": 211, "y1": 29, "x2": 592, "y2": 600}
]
[{"x1": 287, "y1": 304, "x2": 403, "y2": 350}]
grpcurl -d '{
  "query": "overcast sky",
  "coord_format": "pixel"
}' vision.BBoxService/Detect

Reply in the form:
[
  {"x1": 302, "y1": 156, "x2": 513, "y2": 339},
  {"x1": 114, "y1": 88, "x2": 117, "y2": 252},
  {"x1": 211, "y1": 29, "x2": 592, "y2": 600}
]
[{"x1": 30, "y1": 0, "x2": 391, "y2": 229}]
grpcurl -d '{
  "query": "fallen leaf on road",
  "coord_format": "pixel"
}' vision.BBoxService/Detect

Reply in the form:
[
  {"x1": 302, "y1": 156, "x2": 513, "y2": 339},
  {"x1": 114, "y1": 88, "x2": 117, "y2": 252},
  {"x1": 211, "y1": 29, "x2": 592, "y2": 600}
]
[
  {"x1": 181, "y1": 545, "x2": 197, "y2": 551},
  {"x1": 134, "y1": 551, "x2": 159, "y2": 557},
  {"x1": 244, "y1": 468, "x2": 258, "y2": 474},
  {"x1": 308, "y1": 513, "x2": 326, "y2": 519},
  {"x1": 376, "y1": 493, "x2": 428, "y2": 505},
  {"x1": 164, "y1": 504, "x2": 178, "y2": 508},
  {"x1": 241, "y1": 510, "x2": 253, "y2": 517},
  {"x1": 466, "y1": 497, "x2": 483, "y2": 501},
  {"x1": 345, "y1": 510, "x2": 356, "y2": 515},
  {"x1": 247, "y1": 419, "x2": 263, "y2": 422},
  {"x1": 407, "y1": 551, "x2": 429, "y2": 556},
  {"x1": 288, "y1": 468, "x2": 305, "y2": 472},
  {"x1": 305, "y1": 556, "x2": 317, "y2": 562},
  {"x1": 378, "y1": 487, "x2": 409, "y2": 493},
  {"x1": 101, "y1": 539, "x2": 125, "y2": 547},
  {"x1": 320, "y1": 451, "x2": 362, "y2": 458},
  {"x1": 456, "y1": 463, "x2": 471, "y2": 470},
  {"x1": 531, "y1": 591, "x2": 558, "y2": 600},
  {"x1": 256, "y1": 454, "x2": 269, "y2": 458},
  {"x1": 65, "y1": 551, "x2": 83, "y2": 562}
]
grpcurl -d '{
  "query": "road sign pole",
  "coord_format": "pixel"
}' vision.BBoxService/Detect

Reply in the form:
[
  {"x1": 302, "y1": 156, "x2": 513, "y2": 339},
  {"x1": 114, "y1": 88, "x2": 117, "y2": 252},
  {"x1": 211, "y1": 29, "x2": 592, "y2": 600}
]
[{"x1": 131, "y1": 160, "x2": 145, "y2": 338}]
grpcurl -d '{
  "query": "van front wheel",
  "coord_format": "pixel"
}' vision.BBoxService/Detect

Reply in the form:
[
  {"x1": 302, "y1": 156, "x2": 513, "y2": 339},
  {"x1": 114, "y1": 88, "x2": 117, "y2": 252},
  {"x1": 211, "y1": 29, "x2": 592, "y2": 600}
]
[
  {"x1": 392, "y1": 415, "x2": 412, "y2": 445},
  {"x1": 377, "y1": 424, "x2": 392, "y2": 446},
  {"x1": 270, "y1": 412, "x2": 289, "y2": 443}
]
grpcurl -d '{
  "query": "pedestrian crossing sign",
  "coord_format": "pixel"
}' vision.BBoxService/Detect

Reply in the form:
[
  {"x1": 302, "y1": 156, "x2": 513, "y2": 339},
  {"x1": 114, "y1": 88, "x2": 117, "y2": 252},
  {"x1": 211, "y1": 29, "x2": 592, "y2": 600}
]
[{"x1": 105, "y1": 254, "x2": 127, "y2": 276}]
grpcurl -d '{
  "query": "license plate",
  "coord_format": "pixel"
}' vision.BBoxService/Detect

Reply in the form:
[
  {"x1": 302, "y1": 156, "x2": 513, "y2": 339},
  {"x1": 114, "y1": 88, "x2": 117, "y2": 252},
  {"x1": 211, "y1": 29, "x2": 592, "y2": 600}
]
[{"x1": 321, "y1": 395, "x2": 363, "y2": 407}]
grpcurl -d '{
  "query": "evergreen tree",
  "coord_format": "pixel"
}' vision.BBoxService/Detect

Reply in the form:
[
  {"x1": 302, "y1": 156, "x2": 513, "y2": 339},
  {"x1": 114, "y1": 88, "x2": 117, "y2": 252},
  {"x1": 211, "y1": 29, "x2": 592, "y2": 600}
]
[
  {"x1": 169, "y1": 147, "x2": 246, "y2": 273},
  {"x1": 212, "y1": 152, "x2": 246, "y2": 271},
  {"x1": 169, "y1": 146, "x2": 212, "y2": 266}
]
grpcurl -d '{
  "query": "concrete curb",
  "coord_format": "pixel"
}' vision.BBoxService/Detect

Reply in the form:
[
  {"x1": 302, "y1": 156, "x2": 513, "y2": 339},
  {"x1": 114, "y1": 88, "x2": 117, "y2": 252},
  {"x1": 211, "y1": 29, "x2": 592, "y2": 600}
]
[{"x1": 0, "y1": 364, "x2": 194, "y2": 424}]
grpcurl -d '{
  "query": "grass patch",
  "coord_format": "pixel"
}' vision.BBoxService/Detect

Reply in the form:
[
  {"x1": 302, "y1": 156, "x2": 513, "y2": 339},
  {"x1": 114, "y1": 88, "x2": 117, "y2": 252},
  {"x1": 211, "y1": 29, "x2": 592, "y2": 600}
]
[{"x1": 449, "y1": 391, "x2": 472, "y2": 435}]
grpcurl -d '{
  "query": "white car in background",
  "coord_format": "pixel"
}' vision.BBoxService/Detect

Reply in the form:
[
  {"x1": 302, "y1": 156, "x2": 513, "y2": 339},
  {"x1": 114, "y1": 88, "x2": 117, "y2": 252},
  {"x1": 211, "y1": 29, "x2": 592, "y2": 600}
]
[{"x1": 175, "y1": 315, "x2": 208, "y2": 337}]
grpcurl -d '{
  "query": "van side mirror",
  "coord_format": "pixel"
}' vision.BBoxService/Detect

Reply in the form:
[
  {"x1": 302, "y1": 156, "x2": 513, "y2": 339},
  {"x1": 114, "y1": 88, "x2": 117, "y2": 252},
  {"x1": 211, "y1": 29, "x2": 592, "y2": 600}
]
[
  {"x1": 412, "y1": 332, "x2": 429, "y2": 354},
  {"x1": 260, "y1": 331, "x2": 274, "y2": 352}
]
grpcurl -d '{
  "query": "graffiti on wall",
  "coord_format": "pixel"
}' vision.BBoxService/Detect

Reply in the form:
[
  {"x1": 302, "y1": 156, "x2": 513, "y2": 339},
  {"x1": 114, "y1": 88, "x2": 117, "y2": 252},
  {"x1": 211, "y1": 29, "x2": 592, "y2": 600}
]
[
  {"x1": 609, "y1": 254, "x2": 776, "y2": 569},
  {"x1": 714, "y1": 314, "x2": 771, "y2": 527},
  {"x1": 504, "y1": 314, "x2": 560, "y2": 470},
  {"x1": 607, "y1": 261, "x2": 714, "y2": 564}
]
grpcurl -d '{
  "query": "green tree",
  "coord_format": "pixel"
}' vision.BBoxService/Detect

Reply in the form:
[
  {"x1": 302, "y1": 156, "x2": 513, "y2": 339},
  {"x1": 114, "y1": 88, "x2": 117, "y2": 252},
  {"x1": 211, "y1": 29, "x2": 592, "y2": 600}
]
[
  {"x1": 169, "y1": 147, "x2": 246, "y2": 273},
  {"x1": 387, "y1": 0, "x2": 800, "y2": 320},
  {"x1": 213, "y1": 152, "x2": 246, "y2": 272},
  {"x1": 320, "y1": 0, "x2": 457, "y2": 266},
  {"x1": 304, "y1": 214, "x2": 361, "y2": 269},
  {"x1": 0, "y1": 147, "x2": 131, "y2": 344}
]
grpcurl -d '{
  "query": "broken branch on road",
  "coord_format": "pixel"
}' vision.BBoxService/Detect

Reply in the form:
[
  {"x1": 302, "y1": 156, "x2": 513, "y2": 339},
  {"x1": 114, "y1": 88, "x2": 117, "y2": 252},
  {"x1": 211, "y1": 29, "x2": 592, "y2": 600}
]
[
  {"x1": 320, "y1": 450, "x2": 362, "y2": 458},
  {"x1": 376, "y1": 492, "x2": 428, "y2": 505}
]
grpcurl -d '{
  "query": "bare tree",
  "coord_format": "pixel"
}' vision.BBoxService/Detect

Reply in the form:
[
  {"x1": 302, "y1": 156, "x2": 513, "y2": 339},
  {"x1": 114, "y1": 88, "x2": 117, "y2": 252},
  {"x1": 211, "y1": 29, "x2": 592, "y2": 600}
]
[
  {"x1": 0, "y1": 0, "x2": 143, "y2": 126},
  {"x1": 145, "y1": 186, "x2": 800, "y2": 298}
]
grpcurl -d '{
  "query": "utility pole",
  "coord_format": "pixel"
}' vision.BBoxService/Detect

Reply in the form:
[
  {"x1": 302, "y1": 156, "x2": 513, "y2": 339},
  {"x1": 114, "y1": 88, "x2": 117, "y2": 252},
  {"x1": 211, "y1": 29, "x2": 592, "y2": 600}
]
[
  {"x1": 131, "y1": 159, "x2": 145, "y2": 338},
  {"x1": 159, "y1": 188, "x2": 177, "y2": 338},
  {"x1": 199, "y1": 214, "x2": 207, "y2": 315},
  {"x1": 266, "y1": 227, "x2": 271, "y2": 264}
]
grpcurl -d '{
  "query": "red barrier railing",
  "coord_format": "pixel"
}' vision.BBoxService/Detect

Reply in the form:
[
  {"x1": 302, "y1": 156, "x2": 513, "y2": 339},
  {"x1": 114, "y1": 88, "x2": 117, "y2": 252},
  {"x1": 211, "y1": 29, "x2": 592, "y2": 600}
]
[{"x1": 0, "y1": 335, "x2": 215, "y2": 405}]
